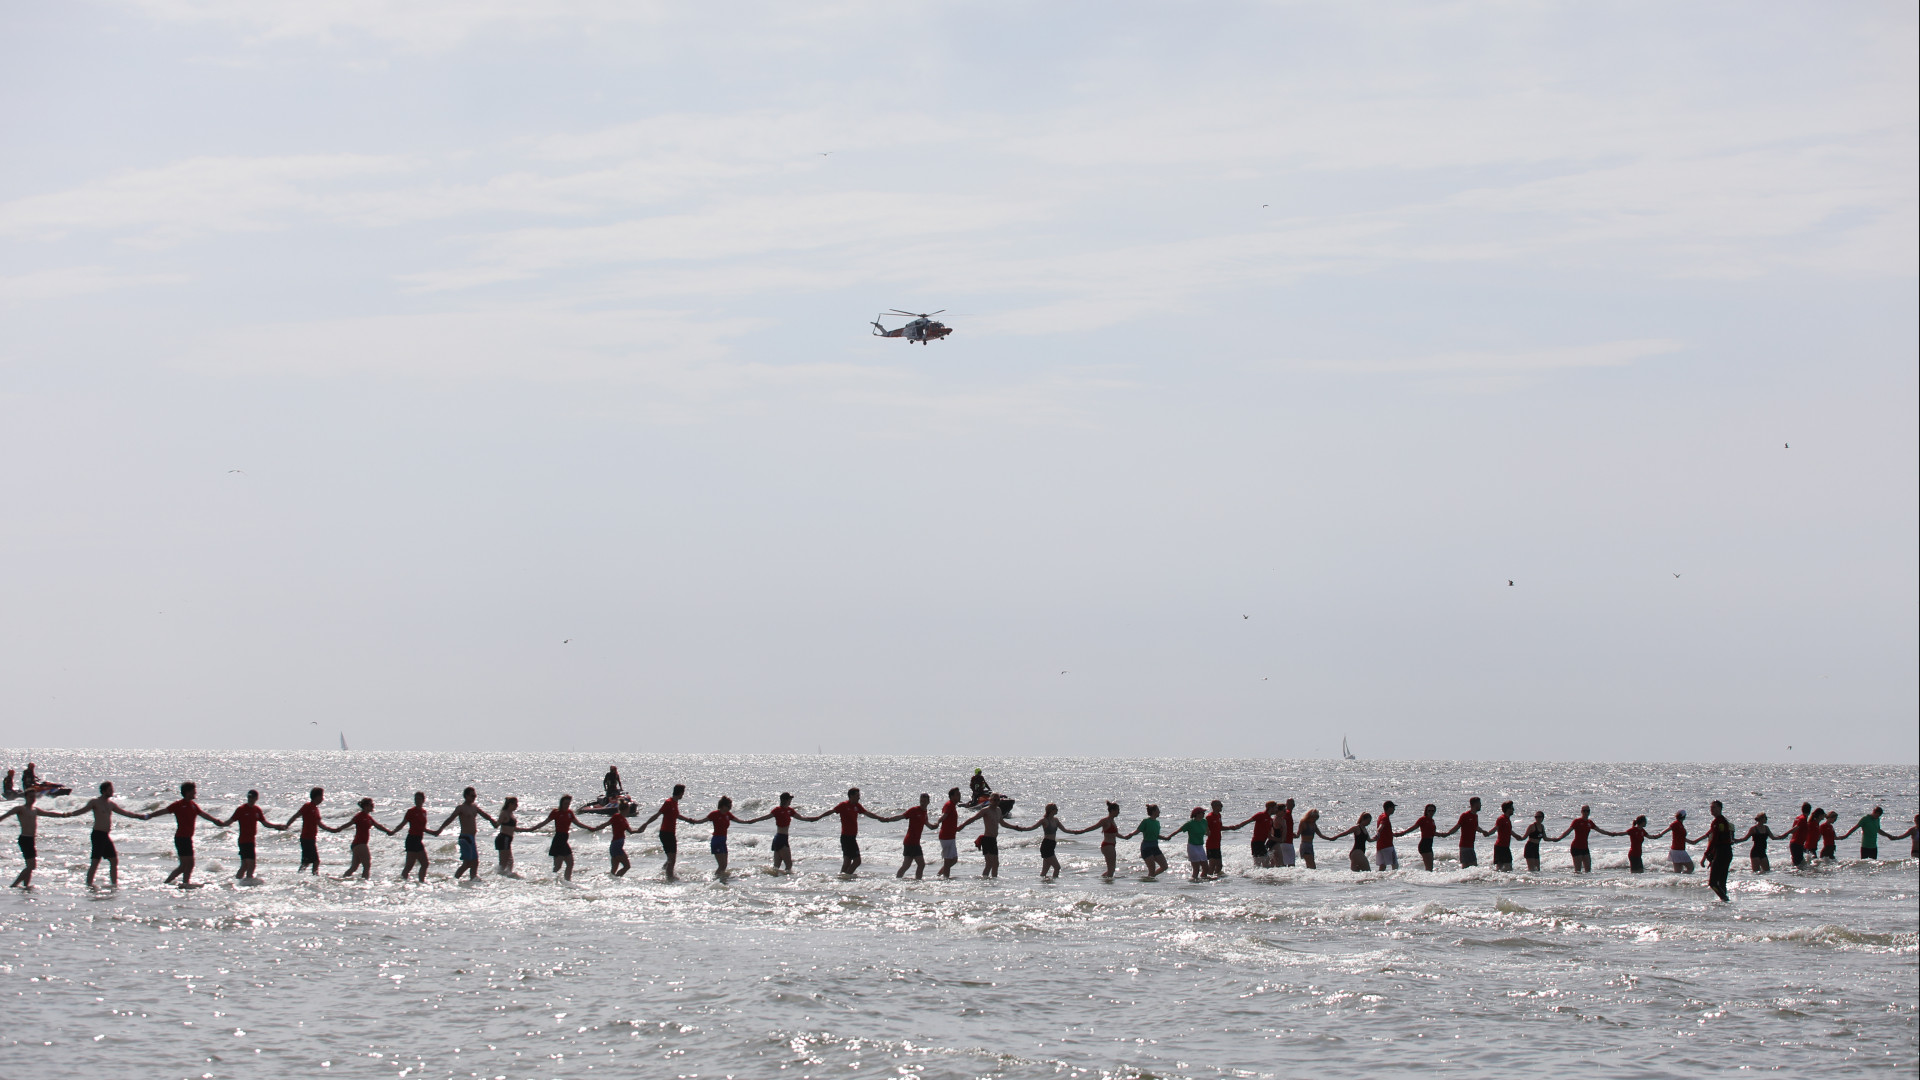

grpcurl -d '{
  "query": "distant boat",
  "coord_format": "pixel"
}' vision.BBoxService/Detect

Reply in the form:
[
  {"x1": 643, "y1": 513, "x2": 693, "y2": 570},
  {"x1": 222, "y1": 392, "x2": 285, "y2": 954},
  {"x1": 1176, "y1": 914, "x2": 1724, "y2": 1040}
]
[
  {"x1": 1341, "y1": 736, "x2": 1357, "y2": 761},
  {"x1": 339, "y1": 732, "x2": 349, "y2": 751}
]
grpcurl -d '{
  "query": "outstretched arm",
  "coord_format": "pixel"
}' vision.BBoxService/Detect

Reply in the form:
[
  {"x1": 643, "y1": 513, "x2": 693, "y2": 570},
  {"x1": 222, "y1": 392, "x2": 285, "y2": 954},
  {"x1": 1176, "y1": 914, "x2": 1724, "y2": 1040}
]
[
  {"x1": 739, "y1": 812, "x2": 774, "y2": 825},
  {"x1": 198, "y1": 807, "x2": 225, "y2": 826},
  {"x1": 1063, "y1": 820, "x2": 1102, "y2": 835},
  {"x1": 1549, "y1": 826, "x2": 1573, "y2": 842},
  {"x1": 42, "y1": 806, "x2": 88, "y2": 819},
  {"x1": 1002, "y1": 818, "x2": 1040, "y2": 832},
  {"x1": 435, "y1": 810, "x2": 463, "y2": 834}
]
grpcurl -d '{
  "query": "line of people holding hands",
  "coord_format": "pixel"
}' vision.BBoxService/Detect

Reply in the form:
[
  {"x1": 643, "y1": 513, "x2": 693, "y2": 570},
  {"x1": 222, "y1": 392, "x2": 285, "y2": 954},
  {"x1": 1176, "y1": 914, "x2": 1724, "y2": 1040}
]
[{"x1": 5, "y1": 771, "x2": 1914, "y2": 902}]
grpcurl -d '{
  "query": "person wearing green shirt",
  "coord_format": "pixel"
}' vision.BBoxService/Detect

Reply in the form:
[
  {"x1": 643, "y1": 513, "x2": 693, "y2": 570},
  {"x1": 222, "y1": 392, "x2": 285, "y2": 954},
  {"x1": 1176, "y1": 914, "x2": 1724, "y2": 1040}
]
[
  {"x1": 1174, "y1": 807, "x2": 1210, "y2": 881},
  {"x1": 1838, "y1": 807, "x2": 1889, "y2": 859},
  {"x1": 1136, "y1": 805, "x2": 1168, "y2": 878}
]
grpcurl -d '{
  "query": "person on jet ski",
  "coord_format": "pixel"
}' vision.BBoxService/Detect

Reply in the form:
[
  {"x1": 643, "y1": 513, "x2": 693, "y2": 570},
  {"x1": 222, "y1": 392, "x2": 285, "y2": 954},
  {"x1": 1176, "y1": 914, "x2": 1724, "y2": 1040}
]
[
  {"x1": 603, "y1": 766, "x2": 624, "y2": 804},
  {"x1": 969, "y1": 769, "x2": 991, "y2": 805}
]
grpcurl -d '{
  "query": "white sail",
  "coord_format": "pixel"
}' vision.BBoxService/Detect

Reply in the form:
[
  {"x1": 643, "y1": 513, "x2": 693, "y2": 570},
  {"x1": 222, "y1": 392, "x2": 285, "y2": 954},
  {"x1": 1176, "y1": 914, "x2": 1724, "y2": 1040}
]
[
  {"x1": 339, "y1": 732, "x2": 349, "y2": 751},
  {"x1": 1341, "y1": 736, "x2": 1357, "y2": 761}
]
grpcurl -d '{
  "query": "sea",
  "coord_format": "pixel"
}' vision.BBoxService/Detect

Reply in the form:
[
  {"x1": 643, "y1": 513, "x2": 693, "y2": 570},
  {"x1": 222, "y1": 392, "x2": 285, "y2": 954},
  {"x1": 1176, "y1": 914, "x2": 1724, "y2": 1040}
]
[{"x1": 1, "y1": 750, "x2": 1914, "y2": 1079}]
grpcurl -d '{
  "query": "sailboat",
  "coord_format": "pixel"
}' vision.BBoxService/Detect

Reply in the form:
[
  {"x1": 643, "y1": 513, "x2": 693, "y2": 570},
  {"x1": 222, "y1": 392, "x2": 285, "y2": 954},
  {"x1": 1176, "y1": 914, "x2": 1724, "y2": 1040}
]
[
  {"x1": 339, "y1": 732, "x2": 349, "y2": 751},
  {"x1": 1341, "y1": 736, "x2": 1357, "y2": 761}
]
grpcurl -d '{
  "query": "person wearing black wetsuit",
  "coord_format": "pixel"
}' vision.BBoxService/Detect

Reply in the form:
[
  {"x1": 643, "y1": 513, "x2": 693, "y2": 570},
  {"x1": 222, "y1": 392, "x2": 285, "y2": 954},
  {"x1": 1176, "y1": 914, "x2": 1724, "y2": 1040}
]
[{"x1": 1704, "y1": 800, "x2": 1735, "y2": 901}]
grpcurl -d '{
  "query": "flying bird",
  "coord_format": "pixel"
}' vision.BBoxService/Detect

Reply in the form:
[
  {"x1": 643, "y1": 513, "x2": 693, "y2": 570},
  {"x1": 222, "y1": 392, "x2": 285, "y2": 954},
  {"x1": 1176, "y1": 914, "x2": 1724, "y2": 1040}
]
[
  {"x1": 1507, "y1": 580, "x2": 1514, "y2": 586},
  {"x1": 1242, "y1": 614, "x2": 1249, "y2": 620},
  {"x1": 1059, "y1": 670, "x2": 1068, "y2": 675},
  {"x1": 563, "y1": 639, "x2": 571, "y2": 644},
  {"x1": 1784, "y1": 443, "x2": 1789, "y2": 448},
  {"x1": 228, "y1": 469, "x2": 244, "y2": 474}
]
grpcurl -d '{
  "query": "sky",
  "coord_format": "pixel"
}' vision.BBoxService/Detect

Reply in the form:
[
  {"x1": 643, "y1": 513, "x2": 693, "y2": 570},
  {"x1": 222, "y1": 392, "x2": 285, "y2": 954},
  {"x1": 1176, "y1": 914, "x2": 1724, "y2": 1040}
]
[{"x1": 0, "y1": 1, "x2": 1914, "y2": 762}]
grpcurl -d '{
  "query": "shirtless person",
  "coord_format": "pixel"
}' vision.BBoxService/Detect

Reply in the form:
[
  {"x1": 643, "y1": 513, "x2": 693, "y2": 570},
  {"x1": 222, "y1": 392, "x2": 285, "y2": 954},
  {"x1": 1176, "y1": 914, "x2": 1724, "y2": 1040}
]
[
  {"x1": 522, "y1": 794, "x2": 591, "y2": 880},
  {"x1": 331, "y1": 797, "x2": 394, "y2": 879},
  {"x1": 1399, "y1": 803, "x2": 1439, "y2": 871},
  {"x1": 826, "y1": 787, "x2": 884, "y2": 876},
  {"x1": 435, "y1": 787, "x2": 497, "y2": 881},
  {"x1": 934, "y1": 789, "x2": 964, "y2": 878},
  {"x1": 639, "y1": 784, "x2": 690, "y2": 881},
  {"x1": 155, "y1": 782, "x2": 224, "y2": 887},
  {"x1": 284, "y1": 787, "x2": 329, "y2": 875},
  {"x1": 1439, "y1": 797, "x2": 1488, "y2": 869},
  {"x1": 69, "y1": 782, "x2": 144, "y2": 887},
  {"x1": 959, "y1": 793, "x2": 1011, "y2": 878},
  {"x1": 1550, "y1": 805, "x2": 1600, "y2": 873},
  {"x1": 221, "y1": 790, "x2": 283, "y2": 881},
  {"x1": 2, "y1": 790, "x2": 46, "y2": 888},
  {"x1": 397, "y1": 792, "x2": 434, "y2": 882},
  {"x1": 882, "y1": 793, "x2": 934, "y2": 879}
]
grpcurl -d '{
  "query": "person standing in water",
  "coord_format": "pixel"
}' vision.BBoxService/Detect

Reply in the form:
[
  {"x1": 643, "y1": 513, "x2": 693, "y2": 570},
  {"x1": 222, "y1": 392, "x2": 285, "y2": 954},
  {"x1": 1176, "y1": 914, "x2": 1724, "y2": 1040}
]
[
  {"x1": 1818, "y1": 810, "x2": 1839, "y2": 860},
  {"x1": 1296, "y1": 807, "x2": 1322, "y2": 869},
  {"x1": 1373, "y1": 801, "x2": 1399, "y2": 871},
  {"x1": 397, "y1": 791, "x2": 434, "y2": 883},
  {"x1": 2, "y1": 790, "x2": 46, "y2": 888},
  {"x1": 1401, "y1": 803, "x2": 1439, "y2": 871},
  {"x1": 521, "y1": 794, "x2": 589, "y2": 880},
  {"x1": 763, "y1": 792, "x2": 817, "y2": 875},
  {"x1": 881, "y1": 793, "x2": 933, "y2": 880},
  {"x1": 1085, "y1": 801, "x2": 1129, "y2": 880},
  {"x1": 1235, "y1": 802, "x2": 1277, "y2": 869},
  {"x1": 69, "y1": 781, "x2": 143, "y2": 888},
  {"x1": 1171, "y1": 807, "x2": 1210, "y2": 881},
  {"x1": 699, "y1": 796, "x2": 745, "y2": 878},
  {"x1": 222, "y1": 790, "x2": 282, "y2": 881},
  {"x1": 602, "y1": 799, "x2": 638, "y2": 877},
  {"x1": 1135, "y1": 804, "x2": 1168, "y2": 878},
  {"x1": 958, "y1": 793, "x2": 1008, "y2": 878},
  {"x1": 1739, "y1": 812, "x2": 1779, "y2": 872},
  {"x1": 1602, "y1": 814, "x2": 1651, "y2": 873},
  {"x1": 332, "y1": 798, "x2": 394, "y2": 879},
  {"x1": 1550, "y1": 806, "x2": 1600, "y2": 873},
  {"x1": 1520, "y1": 811, "x2": 1552, "y2": 872},
  {"x1": 155, "y1": 782, "x2": 224, "y2": 887},
  {"x1": 639, "y1": 784, "x2": 690, "y2": 881},
  {"x1": 827, "y1": 787, "x2": 885, "y2": 877},
  {"x1": 1004, "y1": 802, "x2": 1067, "y2": 879},
  {"x1": 934, "y1": 789, "x2": 964, "y2": 878},
  {"x1": 1203, "y1": 800, "x2": 1231, "y2": 879},
  {"x1": 1272, "y1": 799, "x2": 1298, "y2": 868},
  {"x1": 1704, "y1": 800, "x2": 1735, "y2": 901},
  {"x1": 1786, "y1": 802, "x2": 1813, "y2": 867},
  {"x1": 1838, "y1": 806, "x2": 1890, "y2": 859},
  {"x1": 1886, "y1": 815, "x2": 1918, "y2": 858},
  {"x1": 1321, "y1": 811, "x2": 1374, "y2": 872},
  {"x1": 436, "y1": 787, "x2": 496, "y2": 881},
  {"x1": 1653, "y1": 810, "x2": 1695, "y2": 873},
  {"x1": 285, "y1": 787, "x2": 329, "y2": 875},
  {"x1": 1490, "y1": 802, "x2": 1518, "y2": 872},
  {"x1": 1439, "y1": 797, "x2": 1486, "y2": 868},
  {"x1": 492, "y1": 796, "x2": 521, "y2": 876}
]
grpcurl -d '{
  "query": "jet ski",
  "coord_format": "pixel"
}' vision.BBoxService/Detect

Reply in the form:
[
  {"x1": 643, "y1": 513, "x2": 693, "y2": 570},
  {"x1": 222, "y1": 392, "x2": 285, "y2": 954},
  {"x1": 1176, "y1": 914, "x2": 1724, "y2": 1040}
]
[
  {"x1": 3, "y1": 772, "x2": 69, "y2": 800},
  {"x1": 577, "y1": 794, "x2": 636, "y2": 816}
]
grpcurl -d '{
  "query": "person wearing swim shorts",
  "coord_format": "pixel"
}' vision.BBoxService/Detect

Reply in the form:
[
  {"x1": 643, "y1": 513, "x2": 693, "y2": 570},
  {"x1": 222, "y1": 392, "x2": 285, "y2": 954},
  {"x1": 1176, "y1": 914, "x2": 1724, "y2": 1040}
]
[
  {"x1": 436, "y1": 787, "x2": 496, "y2": 881},
  {"x1": 2, "y1": 790, "x2": 46, "y2": 888},
  {"x1": 1005, "y1": 802, "x2": 1067, "y2": 879},
  {"x1": 1401, "y1": 803, "x2": 1439, "y2": 871},
  {"x1": 1818, "y1": 811, "x2": 1839, "y2": 859},
  {"x1": 1703, "y1": 800, "x2": 1735, "y2": 901},
  {"x1": 1296, "y1": 808, "x2": 1322, "y2": 868},
  {"x1": 935, "y1": 789, "x2": 964, "y2": 878},
  {"x1": 493, "y1": 796, "x2": 521, "y2": 876},
  {"x1": 1272, "y1": 799, "x2": 1297, "y2": 867},
  {"x1": 1172, "y1": 807, "x2": 1210, "y2": 881},
  {"x1": 1739, "y1": 812, "x2": 1778, "y2": 872},
  {"x1": 156, "y1": 782, "x2": 224, "y2": 887},
  {"x1": 1439, "y1": 797, "x2": 1486, "y2": 869},
  {"x1": 1520, "y1": 811, "x2": 1550, "y2": 872},
  {"x1": 1838, "y1": 806, "x2": 1889, "y2": 860},
  {"x1": 1083, "y1": 801, "x2": 1127, "y2": 879},
  {"x1": 1323, "y1": 812, "x2": 1374, "y2": 872},
  {"x1": 1135, "y1": 805, "x2": 1168, "y2": 878},
  {"x1": 1787, "y1": 803, "x2": 1813, "y2": 867},
  {"x1": 639, "y1": 784, "x2": 691, "y2": 881},
  {"x1": 69, "y1": 782, "x2": 142, "y2": 888},
  {"x1": 1203, "y1": 801, "x2": 1229, "y2": 878},
  {"x1": 1550, "y1": 806, "x2": 1599, "y2": 873},
  {"x1": 602, "y1": 799, "x2": 638, "y2": 876},
  {"x1": 827, "y1": 788, "x2": 883, "y2": 876},
  {"x1": 760, "y1": 792, "x2": 816, "y2": 875},
  {"x1": 1608, "y1": 815, "x2": 1651, "y2": 873},
  {"x1": 398, "y1": 791, "x2": 433, "y2": 882},
  {"x1": 1654, "y1": 810, "x2": 1695, "y2": 873},
  {"x1": 332, "y1": 798, "x2": 394, "y2": 879},
  {"x1": 882, "y1": 793, "x2": 933, "y2": 879},
  {"x1": 222, "y1": 790, "x2": 282, "y2": 881},
  {"x1": 700, "y1": 796, "x2": 744, "y2": 878},
  {"x1": 1236, "y1": 803, "x2": 1276, "y2": 869},
  {"x1": 1373, "y1": 801, "x2": 1399, "y2": 871},
  {"x1": 1886, "y1": 814, "x2": 1918, "y2": 858},
  {"x1": 523, "y1": 795, "x2": 590, "y2": 880},
  {"x1": 285, "y1": 788, "x2": 328, "y2": 875},
  {"x1": 1491, "y1": 802, "x2": 1517, "y2": 872},
  {"x1": 958, "y1": 793, "x2": 1007, "y2": 878}
]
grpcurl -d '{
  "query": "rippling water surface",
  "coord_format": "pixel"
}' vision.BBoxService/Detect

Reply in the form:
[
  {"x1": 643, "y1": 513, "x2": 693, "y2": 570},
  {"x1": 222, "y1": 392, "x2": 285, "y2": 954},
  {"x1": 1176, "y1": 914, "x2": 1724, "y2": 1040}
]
[{"x1": 2, "y1": 750, "x2": 1914, "y2": 1078}]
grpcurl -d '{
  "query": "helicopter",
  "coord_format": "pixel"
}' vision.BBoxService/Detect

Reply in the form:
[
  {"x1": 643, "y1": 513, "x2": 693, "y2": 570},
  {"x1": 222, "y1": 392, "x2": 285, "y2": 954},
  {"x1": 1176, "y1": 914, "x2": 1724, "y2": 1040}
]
[{"x1": 871, "y1": 309, "x2": 953, "y2": 344}]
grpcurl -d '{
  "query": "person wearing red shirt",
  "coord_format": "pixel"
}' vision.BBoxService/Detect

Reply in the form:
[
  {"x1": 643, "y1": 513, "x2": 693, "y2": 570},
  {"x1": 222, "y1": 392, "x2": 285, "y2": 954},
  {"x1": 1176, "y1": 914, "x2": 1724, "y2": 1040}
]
[
  {"x1": 759, "y1": 792, "x2": 819, "y2": 875},
  {"x1": 1204, "y1": 800, "x2": 1230, "y2": 878},
  {"x1": 1439, "y1": 797, "x2": 1488, "y2": 869},
  {"x1": 934, "y1": 788, "x2": 964, "y2": 878},
  {"x1": 221, "y1": 790, "x2": 283, "y2": 881},
  {"x1": 827, "y1": 787, "x2": 884, "y2": 876},
  {"x1": 700, "y1": 796, "x2": 745, "y2": 878},
  {"x1": 880, "y1": 793, "x2": 934, "y2": 879},
  {"x1": 523, "y1": 794, "x2": 596, "y2": 881},
  {"x1": 1551, "y1": 805, "x2": 1601, "y2": 873},
  {"x1": 1272, "y1": 799, "x2": 1297, "y2": 867},
  {"x1": 600, "y1": 799, "x2": 638, "y2": 877},
  {"x1": 283, "y1": 787, "x2": 329, "y2": 875},
  {"x1": 1235, "y1": 802, "x2": 1277, "y2": 868},
  {"x1": 1818, "y1": 810, "x2": 1839, "y2": 860},
  {"x1": 1651, "y1": 810, "x2": 1695, "y2": 873},
  {"x1": 1598, "y1": 814, "x2": 1651, "y2": 873},
  {"x1": 1786, "y1": 802, "x2": 1813, "y2": 867},
  {"x1": 394, "y1": 791, "x2": 435, "y2": 882},
  {"x1": 1488, "y1": 802, "x2": 1518, "y2": 871},
  {"x1": 1397, "y1": 803, "x2": 1440, "y2": 871},
  {"x1": 153, "y1": 782, "x2": 223, "y2": 887},
  {"x1": 330, "y1": 797, "x2": 395, "y2": 880},
  {"x1": 1373, "y1": 801, "x2": 1400, "y2": 871},
  {"x1": 639, "y1": 784, "x2": 691, "y2": 881}
]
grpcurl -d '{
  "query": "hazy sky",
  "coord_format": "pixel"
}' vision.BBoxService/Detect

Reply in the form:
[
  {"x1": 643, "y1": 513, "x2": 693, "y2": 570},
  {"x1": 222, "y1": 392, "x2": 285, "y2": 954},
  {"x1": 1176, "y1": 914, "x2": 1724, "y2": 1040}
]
[{"x1": 1, "y1": 2, "x2": 1914, "y2": 762}]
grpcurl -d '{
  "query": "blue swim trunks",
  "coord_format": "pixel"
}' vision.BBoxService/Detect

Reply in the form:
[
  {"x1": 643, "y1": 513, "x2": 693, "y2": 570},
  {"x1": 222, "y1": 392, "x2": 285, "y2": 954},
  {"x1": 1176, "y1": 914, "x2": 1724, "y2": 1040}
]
[{"x1": 458, "y1": 834, "x2": 478, "y2": 863}]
